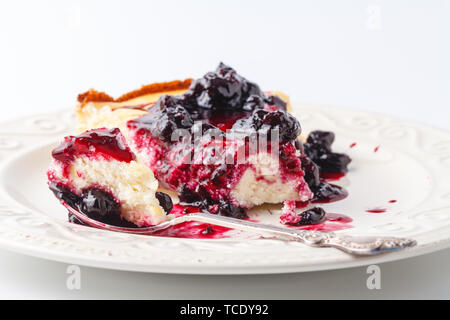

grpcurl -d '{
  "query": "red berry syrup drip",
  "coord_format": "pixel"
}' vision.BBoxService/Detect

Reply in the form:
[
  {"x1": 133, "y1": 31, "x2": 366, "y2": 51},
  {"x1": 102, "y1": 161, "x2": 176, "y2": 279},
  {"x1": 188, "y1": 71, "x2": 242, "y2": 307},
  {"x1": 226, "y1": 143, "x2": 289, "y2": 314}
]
[
  {"x1": 366, "y1": 207, "x2": 387, "y2": 213},
  {"x1": 151, "y1": 204, "x2": 232, "y2": 239},
  {"x1": 153, "y1": 221, "x2": 232, "y2": 239},
  {"x1": 52, "y1": 128, "x2": 135, "y2": 166},
  {"x1": 320, "y1": 172, "x2": 346, "y2": 182},
  {"x1": 206, "y1": 110, "x2": 252, "y2": 131},
  {"x1": 293, "y1": 213, "x2": 354, "y2": 232}
]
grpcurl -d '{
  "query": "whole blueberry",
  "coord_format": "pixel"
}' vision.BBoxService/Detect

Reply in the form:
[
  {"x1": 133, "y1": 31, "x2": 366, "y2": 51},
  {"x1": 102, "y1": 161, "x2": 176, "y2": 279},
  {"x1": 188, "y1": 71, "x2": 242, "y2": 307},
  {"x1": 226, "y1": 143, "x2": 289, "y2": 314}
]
[
  {"x1": 306, "y1": 131, "x2": 335, "y2": 149},
  {"x1": 292, "y1": 207, "x2": 326, "y2": 225},
  {"x1": 155, "y1": 192, "x2": 173, "y2": 214}
]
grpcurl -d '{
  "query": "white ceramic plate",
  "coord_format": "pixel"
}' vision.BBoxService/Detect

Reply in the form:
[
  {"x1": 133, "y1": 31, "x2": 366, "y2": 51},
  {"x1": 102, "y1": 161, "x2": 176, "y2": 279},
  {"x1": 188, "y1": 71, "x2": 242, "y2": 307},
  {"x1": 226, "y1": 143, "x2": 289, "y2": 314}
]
[{"x1": 0, "y1": 104, "x2": 449, "y2": 274}]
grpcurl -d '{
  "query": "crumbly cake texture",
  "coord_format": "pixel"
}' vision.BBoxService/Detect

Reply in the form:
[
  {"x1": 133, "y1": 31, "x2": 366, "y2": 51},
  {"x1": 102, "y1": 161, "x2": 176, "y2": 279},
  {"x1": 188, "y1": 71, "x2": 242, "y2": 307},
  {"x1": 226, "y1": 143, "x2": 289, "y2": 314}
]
[
  {"x1": 230, "y1": 153, "x2": 312, "y2": 207},
  {"x1": 47, "y1": 128, "x2": 168, "y2": 227},
  {"x1": 48, "y1": 157, "x2": 167, "y2": 226}
]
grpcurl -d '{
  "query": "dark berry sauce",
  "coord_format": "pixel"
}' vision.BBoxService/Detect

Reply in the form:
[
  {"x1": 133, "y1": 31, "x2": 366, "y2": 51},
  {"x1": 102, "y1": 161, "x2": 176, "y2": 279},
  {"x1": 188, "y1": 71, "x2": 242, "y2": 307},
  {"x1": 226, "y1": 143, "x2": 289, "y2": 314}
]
[
  {"x1": 300, "y1": 130, "x2": 351, "y2": 204},
  {"x1": 303, "y1": 130, "x2": 351, "y2": 174},
  {"x1": 206, "y1": 109, "x2": 251, "y2": 131},
  {"x1": 49, "y1": 182, "x2": 139, "y2": 228},
  {"x1": 52, "y1": 128, "x2": 135, "y2": 172},
  {"x1": 170, "y1": 203, "x2": 201, "y2": 217},
  {"x1": 49, "y1": 183, "x2": 176, "y2": 229},
  {"x1": 282, "y1": 208, "x2": 353, "y2": 232},
  {"x1": 152, "y1": 204, "x2": 232, "y2": 239},
  {"x1": 155, "y1": 191, "x2": 173, "y2": 213},
  {"x1": 311, "y1": 182, "x2": 349, "y2": 203},
  {"x1": 281, "y1": 207, "x2": 327, "y2": 226}
]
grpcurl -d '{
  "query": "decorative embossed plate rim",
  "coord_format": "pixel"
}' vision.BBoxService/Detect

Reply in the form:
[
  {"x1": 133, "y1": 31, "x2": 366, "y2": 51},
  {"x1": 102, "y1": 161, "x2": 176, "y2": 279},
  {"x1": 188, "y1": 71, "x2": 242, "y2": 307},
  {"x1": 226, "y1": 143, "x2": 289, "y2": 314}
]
[{"x1": 0, "y1": 104, "x2": 449, "y2": 274}]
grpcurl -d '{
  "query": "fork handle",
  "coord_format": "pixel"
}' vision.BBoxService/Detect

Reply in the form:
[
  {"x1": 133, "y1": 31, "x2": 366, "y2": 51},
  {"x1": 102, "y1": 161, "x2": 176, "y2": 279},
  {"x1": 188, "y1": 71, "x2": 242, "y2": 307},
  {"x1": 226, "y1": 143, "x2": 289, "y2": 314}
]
[{"x1": 179, "y1": 212, "x2": 417, "y2": 256}]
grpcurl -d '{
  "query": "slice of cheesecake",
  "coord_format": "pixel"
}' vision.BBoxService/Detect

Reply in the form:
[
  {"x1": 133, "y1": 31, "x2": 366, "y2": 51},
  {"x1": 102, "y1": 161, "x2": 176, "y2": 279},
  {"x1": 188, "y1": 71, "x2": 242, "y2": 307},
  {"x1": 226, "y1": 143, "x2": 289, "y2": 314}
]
[
  {"x1": 72, "y1": 63, "x2": 350, "y2": 220},
  {"x1": 47, "y1": 128, "x2": 171, "y2": 227}
]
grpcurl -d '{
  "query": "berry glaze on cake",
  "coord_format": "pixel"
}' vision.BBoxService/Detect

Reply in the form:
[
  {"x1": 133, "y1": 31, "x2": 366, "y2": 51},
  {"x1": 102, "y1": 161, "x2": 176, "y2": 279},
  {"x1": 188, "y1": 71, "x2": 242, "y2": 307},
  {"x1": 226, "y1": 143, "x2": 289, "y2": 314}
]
[
  {"x1": 124, "y1": 63, "x2": 319, "y2": 218},
  {"x1": 65, "y1": 62, "x2": 352, "y2": 233},
  {"x1": 47, "y1": 128, "x2": 171, "y2": 227}
]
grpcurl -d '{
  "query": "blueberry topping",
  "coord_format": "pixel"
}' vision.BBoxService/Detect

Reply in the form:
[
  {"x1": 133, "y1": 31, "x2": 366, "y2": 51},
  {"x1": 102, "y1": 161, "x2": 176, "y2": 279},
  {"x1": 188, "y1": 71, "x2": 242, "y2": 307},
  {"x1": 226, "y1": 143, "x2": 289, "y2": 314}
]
[
  {"x1": 155, "y1": 191, "x2": 173, "y2": 214},
  {"x1": 79, "y1": 188, "x2": 122, "y2": 224},
  {"x1": 128, "y1": 95, "x2": 194, "y2": 143},
  {"x1": 187, "y1": 62, "x2": 263, "y2": 110},
  {"x1": 216, "y1": 199, "x2": 247, "y2": 219},
  {"x1": 304, "y1": 130, "x2": 351, "y2": 174},
  {"x1": 49, "y1": 183, "x2": 139, "y2": 228},
  {"x1": 233, "y1": 109, "x2": 301, "y2": 141},
  {"x1": 303, "y1": 143, "x2": 331, "y2": 160},
  {"x1": 288, "y1": 207, "x2": 326, "y2": 225},
  {"x1": 178, "y1": 185, "x2": 206, "y2": 207},
  {"x1": 178, "y1": 185, "x2": 247, "y2": 219},
  {"x1": 311, "y1": 182, "x2": 348, "y2": 203},
  {"x1": 315, "y1": 152, "x2": 352, "y2": 174},
  {"x1": 129, "y1": 63, "x2": 290, "y2": 145},
  {"x1": 306, "y1": 130, "x2": 335, "y2": 149},
  {"x1": 264, "y1": 94, "x2": 287, "y2": 111},
  {"x1": 300, "y1": 155, "x2": 321, "y2": 189},
  {"x1": 294, "y1": 138, "x2": 304, "y2": 153},
  {"x1": 210, "y1": 163, "x2": 227, "y2": 184},
  {"x1": 242, "y1": 95, "x2": 265, "y2": 111}
]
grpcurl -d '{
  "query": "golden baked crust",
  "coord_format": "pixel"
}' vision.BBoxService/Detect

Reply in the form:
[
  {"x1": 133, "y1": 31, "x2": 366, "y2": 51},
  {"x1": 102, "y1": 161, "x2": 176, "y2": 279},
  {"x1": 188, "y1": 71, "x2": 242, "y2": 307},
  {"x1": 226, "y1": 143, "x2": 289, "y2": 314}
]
[
  {"x1": 77, "y1": 89, "x2": 114, "y2": 104},
  {"x1": 115, "y1": 79, "x2": 193, "y2": 102},
  {"x1": 77, "y1": 79, "x2": 193, "y2": 105},
  {"x1": 77, "y1": 79, "x2": 193, "y2": 110}
]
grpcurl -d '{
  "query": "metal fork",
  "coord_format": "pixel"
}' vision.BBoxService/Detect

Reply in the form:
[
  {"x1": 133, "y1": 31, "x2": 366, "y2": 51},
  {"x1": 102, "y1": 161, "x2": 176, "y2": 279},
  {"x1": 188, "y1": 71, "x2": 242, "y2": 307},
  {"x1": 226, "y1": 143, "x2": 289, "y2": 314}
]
[{"x1": 63, "y1": 202, "x2": 416, "y2": 256}]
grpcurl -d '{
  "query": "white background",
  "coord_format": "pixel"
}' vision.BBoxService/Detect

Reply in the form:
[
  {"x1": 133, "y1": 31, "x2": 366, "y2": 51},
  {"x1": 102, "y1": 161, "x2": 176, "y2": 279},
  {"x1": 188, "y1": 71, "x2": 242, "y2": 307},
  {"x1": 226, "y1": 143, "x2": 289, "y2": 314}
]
[{"x1": 0, "y1": 0, "x2": 449, "y2": 299}]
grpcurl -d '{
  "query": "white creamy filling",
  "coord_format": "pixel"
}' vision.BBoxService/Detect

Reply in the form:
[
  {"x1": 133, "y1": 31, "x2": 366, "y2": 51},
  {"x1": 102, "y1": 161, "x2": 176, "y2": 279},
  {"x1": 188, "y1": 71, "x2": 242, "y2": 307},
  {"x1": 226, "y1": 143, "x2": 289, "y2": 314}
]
[
  {"x1": 49, "y1": 157, "x2": 167, "y2": 226},
  {"x1": 230, "y1": 153, "x2": 313, "y2": 207}
]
